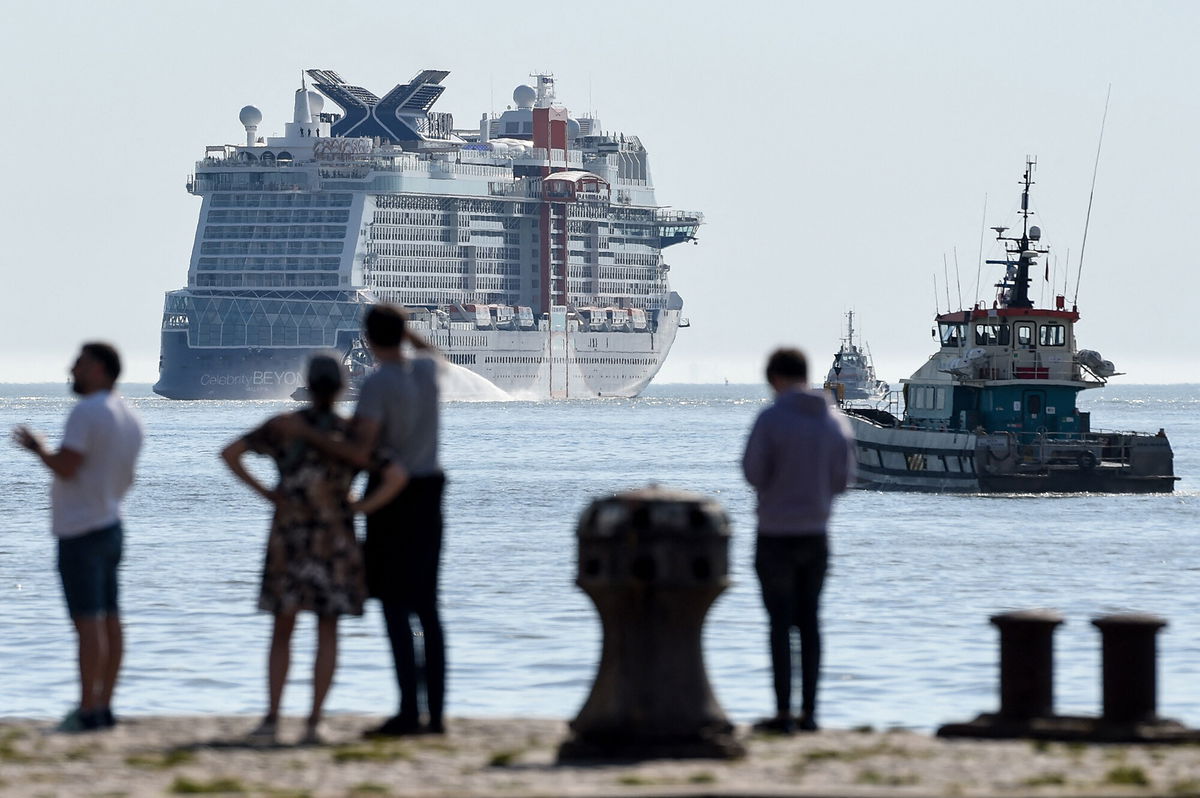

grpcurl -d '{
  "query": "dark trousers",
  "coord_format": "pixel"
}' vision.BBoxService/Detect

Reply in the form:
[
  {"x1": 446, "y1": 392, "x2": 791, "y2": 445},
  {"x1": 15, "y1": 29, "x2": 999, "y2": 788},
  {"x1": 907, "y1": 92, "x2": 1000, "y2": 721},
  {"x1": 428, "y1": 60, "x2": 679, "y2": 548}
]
[
  {"x1": 755, "y1": 534, "x2": 829, "y2": 719},
  {"x1": 365, "y1": 473, "x2": 446, "y2": 725}
]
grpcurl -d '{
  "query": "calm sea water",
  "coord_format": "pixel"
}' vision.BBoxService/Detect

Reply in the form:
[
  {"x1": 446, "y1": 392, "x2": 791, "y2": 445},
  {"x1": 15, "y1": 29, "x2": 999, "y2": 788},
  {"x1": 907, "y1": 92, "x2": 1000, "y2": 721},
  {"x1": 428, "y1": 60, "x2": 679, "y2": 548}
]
[{"x1": 1, "y1": 382, "x2": 1197, "y2": 730}]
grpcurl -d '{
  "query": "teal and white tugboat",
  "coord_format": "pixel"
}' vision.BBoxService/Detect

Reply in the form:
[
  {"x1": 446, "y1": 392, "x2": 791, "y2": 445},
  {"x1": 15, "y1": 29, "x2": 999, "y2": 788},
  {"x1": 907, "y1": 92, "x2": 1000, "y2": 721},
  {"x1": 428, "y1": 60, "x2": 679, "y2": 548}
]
[{"x1": 845, "y1": 160, "x2": 1176, "y2": 493}]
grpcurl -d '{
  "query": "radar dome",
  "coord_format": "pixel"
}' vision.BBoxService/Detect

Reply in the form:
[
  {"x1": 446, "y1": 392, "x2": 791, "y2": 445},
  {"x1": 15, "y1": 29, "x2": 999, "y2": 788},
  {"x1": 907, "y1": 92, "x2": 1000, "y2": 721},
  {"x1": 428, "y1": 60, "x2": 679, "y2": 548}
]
[
  {"x1": 566, "y1": 118, "x2": 581, "y2": 140},
  {"x1": 1029, "y1": 225, "x2": 1042, "y2": 240},
  {"x1": 307, "y1": 91, "x2": 324, "y2": 116},
  {"x1": 239, "y1": 105, "x2": 263, "y2": 126},
  {"x1": 513, "y1": 84, "x2": 536, "y2": 109}
]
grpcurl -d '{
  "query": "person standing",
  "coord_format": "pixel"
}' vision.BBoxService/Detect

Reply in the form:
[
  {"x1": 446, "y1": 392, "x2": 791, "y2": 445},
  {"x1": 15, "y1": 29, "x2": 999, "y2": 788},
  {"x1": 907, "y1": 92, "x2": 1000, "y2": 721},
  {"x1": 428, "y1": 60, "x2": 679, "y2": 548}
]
[
  {"x1": 742, "y1": 348, "x2": 854, "y2": 733},
  {"x1": 222, "y1": 353, "x2": 379, "y2": 745},
  {"x1": 288, "y1": 305, "x2": 445, "y2": 737},
  {"x1": 11, "y1": 343, "x2": 144, "y2": 732}
]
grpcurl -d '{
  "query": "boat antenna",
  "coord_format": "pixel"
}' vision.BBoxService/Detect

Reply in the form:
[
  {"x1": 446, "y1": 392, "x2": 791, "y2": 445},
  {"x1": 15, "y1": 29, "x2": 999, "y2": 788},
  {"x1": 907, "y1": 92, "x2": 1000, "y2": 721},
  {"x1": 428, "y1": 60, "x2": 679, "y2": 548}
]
[
  {"x1": 1063, "y1": 247, "x2": 1071, "y2": 298},
  {"x1": 974, "y1": 194, "x2": 987, "y2": 306},
  {"x1": 1074, "y1": 84, "x2": 1111, "y2": 307},
  {"x1": 953, "y1": 246, "x2": 963, "y2": 311},
  {"x1": 932, "y1": 272, "x2": 940, "y2": 315},
  {"x1": 943, "y1": 253, "x2": 952, "y2": 311}
]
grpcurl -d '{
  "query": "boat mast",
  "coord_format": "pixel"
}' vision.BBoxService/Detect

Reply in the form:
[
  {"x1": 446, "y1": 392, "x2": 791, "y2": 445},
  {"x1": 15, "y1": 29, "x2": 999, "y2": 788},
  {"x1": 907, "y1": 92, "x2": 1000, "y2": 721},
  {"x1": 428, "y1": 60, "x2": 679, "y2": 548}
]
[{"x1": 989, "y1": 158, "x2": 1047, "y2": 310}]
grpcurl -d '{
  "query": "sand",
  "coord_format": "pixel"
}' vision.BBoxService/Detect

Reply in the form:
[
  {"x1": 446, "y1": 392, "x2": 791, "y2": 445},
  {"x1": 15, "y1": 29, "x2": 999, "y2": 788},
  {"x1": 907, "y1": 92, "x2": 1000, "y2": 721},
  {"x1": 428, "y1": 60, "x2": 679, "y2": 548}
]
[{"x1": 2, "y1": 715, "x2": 1199, "y2": 797}]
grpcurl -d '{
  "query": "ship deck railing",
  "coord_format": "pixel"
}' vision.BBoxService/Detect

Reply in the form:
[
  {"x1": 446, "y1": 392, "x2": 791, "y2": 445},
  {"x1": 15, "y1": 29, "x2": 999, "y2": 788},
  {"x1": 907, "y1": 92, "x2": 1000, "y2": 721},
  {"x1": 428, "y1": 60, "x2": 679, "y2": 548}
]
[
  {"x1": 994, "y1": 428, "x2": 1163, "y2": 469},
  {"x1": 954, "y1": 350, "x2": 1110, "y2": 386}
]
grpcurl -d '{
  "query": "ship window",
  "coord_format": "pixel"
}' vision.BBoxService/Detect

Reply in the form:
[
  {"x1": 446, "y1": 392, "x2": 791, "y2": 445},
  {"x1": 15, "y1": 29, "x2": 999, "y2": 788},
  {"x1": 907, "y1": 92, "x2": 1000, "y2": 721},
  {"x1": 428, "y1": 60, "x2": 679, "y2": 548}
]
[
  {"x1": 1016, "y1": 322, "x2": 1034, "y2": 346},
  {"x1": 974, "y1": 323, "x2": 1010, "y2": 346},
  {"x1": 939, "y1": 322, "x2": 966, "y2": 347},
  {"x1": 1039, "y1": 324, "x2": 1066, "y2": 346}
]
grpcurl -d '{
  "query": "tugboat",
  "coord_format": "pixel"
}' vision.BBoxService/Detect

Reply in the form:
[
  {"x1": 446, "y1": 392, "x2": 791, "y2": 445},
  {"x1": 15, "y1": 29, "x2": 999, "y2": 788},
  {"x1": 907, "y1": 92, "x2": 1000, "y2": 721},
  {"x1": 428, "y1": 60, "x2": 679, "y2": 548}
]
[
  {"x1": 290, "y1": 338, "x2": 374, "y2": 402},
  {"x1": 824, "y1": 310, "x2": 889, "y2": 403},
  {"x1": 845, "y1": 159, "x2": 1176, "y2": 493}
]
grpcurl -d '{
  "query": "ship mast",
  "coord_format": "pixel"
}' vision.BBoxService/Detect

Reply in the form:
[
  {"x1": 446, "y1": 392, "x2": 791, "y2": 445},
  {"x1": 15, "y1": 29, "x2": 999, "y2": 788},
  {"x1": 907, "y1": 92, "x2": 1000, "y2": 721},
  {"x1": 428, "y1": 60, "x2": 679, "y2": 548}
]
[{"x1": 987, "y1": 158, "x2": 1048, "y2": 310}]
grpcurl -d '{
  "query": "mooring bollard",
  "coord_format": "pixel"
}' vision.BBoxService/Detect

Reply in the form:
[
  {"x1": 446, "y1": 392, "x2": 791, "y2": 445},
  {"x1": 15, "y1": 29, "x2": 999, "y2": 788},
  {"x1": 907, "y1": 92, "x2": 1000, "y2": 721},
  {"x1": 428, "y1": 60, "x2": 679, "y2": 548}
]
[
  {"x1": 1092, "y1": 613, "x2": 1167, "y2": 725},
  {"x1": 941, "y1": 609, "x2": 1199, "y2": 742},
  {"x1": 992, "y1": 609, "x2": 1064, "y2": 720},
  {"x1": 557, "y1": 486, "x2": 744, "y2": 761}
]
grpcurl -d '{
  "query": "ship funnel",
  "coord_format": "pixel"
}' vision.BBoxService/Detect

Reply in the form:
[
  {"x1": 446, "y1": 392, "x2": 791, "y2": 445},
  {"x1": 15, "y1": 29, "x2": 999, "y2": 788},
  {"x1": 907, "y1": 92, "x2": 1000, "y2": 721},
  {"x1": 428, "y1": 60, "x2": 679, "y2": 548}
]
[{"x1": 293, "y1": 80, "x2": 312, "y2": 124}]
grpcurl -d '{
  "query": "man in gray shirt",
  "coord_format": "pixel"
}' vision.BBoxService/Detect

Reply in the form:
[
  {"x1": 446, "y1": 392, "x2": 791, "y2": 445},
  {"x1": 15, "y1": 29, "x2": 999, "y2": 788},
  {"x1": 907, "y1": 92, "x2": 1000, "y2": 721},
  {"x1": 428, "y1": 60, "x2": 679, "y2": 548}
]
[
  {"x1": 292, "y1": 305, "x2": 445, "y2": 737},
  {"x1": 742, "y1": 348, "x2": 853, "y2": 733},
  {"x1": 12, "y1": 343, "x2": 144, "y2": 732}
]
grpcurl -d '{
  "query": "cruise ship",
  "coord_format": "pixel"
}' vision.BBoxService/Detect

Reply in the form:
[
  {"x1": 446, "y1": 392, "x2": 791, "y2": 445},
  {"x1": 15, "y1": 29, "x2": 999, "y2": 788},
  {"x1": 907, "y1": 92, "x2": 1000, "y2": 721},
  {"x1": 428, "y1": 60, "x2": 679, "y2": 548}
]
[{"x1": 153, "y1": 69, "x2": 703, "y2": 399}]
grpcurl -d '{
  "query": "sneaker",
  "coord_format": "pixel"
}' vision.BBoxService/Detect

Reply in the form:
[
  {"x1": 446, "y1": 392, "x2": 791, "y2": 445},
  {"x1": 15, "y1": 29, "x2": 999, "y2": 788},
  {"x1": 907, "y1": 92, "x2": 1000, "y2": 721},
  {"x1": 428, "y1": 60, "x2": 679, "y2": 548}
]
[
  {"x1": 100, "y1": 708, "x2": 117, "y2": 729},
  {"x1": 56, "y1": 708, "x2": 103, "y2": 734},
  {"x1": 421, "y1": 719, "x2": 445, "y2": 735},
  {"x1": 752, "y1": 714, "x2": 795, "y2": 735},
  {"x1": 362, "y1": 715, "x2": 421, "y2": 739},
  {"x1": 245, "y1": 717, "x2": 278, "y2": 745}
]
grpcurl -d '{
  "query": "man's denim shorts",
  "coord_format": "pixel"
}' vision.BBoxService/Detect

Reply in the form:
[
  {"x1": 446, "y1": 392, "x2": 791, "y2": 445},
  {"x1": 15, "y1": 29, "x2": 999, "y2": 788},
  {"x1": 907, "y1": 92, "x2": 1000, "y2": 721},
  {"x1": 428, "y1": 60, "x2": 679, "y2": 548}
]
[{"x1": 57, "y1": 522, "x2": 123, "y2": 618}]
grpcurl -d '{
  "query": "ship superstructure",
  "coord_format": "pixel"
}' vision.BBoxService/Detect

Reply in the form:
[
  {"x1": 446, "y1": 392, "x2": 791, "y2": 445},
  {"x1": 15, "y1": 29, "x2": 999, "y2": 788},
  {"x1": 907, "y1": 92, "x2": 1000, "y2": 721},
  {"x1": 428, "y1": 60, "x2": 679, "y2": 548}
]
[
  {"x1": 844, "y1": 159, "x2": 1175, "y2": 493},
  {"x1": 154, "y1": 69, "x2": 702, "y2": 399}
]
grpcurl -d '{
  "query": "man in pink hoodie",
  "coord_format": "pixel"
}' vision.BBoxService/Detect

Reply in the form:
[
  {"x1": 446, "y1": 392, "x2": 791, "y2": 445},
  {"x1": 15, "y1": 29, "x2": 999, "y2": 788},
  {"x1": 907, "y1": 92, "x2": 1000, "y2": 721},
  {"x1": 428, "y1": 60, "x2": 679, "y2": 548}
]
[{"x1": 742, "y1": 348, "x2": 854, "y2": 733}]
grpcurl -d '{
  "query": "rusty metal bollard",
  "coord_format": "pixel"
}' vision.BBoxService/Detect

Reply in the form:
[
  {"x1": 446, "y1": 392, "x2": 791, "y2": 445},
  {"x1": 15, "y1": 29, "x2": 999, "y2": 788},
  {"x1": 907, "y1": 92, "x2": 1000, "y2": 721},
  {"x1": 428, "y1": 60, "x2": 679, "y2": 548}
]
[
  {"x1": 557, "y1": 486, "x2": 744, "y2": 761},
  {"x1": 1092, "y1": 613, "x2": 1167, "y2": 725},
  {"x1": 992, "y1": 609, "x2": 1064, "y2": 720}
]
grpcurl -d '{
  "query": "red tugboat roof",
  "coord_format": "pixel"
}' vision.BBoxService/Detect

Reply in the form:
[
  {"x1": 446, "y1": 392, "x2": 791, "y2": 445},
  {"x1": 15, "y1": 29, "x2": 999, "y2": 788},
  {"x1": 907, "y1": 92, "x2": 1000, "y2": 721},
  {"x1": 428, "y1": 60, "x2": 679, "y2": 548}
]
[{"x1": 936, "y1": 307, "x2": 1080, "y2": 323}]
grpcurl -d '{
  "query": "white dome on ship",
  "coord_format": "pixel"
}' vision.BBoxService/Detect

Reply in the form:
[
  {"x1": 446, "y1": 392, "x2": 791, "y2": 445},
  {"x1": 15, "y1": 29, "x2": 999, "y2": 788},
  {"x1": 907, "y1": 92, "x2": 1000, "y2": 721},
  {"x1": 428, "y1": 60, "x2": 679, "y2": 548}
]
[
  {"x1": 566, "y1": 118, "x2": 581, "y2": 140},
  {"x1": 239, "y1": 105, "x2": 263, "y2": 126},
  {"x1": 513, "y1": 84, "x2": 536, "y2": 109},
  {"x1": 307, "y1": 91, "x2": 324, "y2": 116}
]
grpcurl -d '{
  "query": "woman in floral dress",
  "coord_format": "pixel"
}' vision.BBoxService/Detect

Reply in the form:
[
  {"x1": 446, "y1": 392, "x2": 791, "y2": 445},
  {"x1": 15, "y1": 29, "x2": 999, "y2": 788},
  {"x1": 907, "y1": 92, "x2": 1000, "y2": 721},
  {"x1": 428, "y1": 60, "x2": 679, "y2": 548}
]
[{"x1": 222, "y1": 353, "x2": 402, "y2": 744}]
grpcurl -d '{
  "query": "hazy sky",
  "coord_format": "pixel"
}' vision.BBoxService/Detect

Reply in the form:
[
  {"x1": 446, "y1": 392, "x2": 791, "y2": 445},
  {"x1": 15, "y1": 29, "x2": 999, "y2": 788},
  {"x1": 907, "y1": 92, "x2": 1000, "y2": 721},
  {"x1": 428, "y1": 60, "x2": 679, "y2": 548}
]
[{"x1": 2, "y1": 1, "x2": 1198, "y2": 385}]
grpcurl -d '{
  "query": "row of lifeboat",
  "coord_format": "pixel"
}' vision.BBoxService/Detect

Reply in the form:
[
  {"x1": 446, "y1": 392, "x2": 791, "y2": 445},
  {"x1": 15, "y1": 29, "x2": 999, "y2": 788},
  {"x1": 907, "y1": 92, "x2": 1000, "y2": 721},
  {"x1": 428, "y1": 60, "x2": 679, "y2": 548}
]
[
  {"x1": 576, "y1": 307, "x2": 649, "y2": 332},
  {"x1": 450, "y1": 304, "x2": 650, "y2": 332},
  {"x1": 451, "y1": 304, "x2": 536, "y2": 330}
]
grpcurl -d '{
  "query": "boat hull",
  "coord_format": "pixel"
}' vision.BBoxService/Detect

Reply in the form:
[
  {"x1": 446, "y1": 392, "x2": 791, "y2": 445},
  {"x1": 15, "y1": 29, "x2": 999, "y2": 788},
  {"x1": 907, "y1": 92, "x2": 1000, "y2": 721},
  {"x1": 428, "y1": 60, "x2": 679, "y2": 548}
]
[
  {"x1": 847, "y1": 414, "x2": 1176, "y2": 494},
  {"x1": 154, "y1": 312, "x2": 680, "y2": 400}
]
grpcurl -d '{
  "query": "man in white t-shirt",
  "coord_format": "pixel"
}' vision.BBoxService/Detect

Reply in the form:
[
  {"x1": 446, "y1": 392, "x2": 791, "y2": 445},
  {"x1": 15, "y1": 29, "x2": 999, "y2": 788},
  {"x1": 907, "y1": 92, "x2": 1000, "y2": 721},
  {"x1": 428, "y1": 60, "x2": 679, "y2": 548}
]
[{"x1": 12, "y1": 343, "x2": 144, "y2": 732}]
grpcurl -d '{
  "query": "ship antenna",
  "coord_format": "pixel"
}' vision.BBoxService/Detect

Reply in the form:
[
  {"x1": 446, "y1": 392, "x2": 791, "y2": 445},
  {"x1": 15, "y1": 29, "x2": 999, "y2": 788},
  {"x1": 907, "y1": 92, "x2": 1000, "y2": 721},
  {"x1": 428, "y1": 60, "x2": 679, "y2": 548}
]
[
  {"x1": 1074, "y1": 84, "x2": 1112, "y2": 307},
  {"x1": 932, "y1": 272, "x2": 940, "y2": 315},
  {"x1": 942, "y1": 253, "x2": 952, "y2": 311},
  {"x1": 953, "y1": 246, "x2": 963, "y2": 310},
  {"x1": 973, "y1": 193, "x2": 987, "y2": 306},
  {"x1": 1063, "y1": 247, "x2": 1071, "y2": 298}
]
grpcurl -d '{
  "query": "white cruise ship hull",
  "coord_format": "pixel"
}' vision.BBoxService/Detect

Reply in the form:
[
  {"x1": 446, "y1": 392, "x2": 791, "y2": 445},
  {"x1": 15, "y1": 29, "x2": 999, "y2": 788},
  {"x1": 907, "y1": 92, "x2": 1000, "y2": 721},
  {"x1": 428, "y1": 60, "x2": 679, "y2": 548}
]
[{"x1": 154, "y1": 310, "x2": 679, "y2": 400}]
